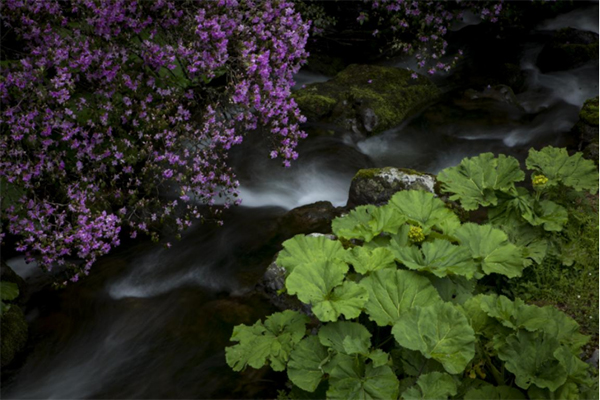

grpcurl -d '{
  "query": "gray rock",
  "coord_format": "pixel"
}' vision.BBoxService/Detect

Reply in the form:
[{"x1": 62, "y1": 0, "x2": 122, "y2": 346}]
[
  {"x1": 586, "y1": 348, "x2": 599, "y2": 369},
  {"x1": 347, "y1": 167, "x2": 437, "y2": 208}
]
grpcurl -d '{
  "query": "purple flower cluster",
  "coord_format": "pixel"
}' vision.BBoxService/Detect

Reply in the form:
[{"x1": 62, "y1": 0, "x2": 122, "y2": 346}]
[
  {"x1": 362, "y1": 0, "x2": 503, "y2": 76},
  {"x1": 0, "y1": 0, "x2": 309, "y2": 281}
]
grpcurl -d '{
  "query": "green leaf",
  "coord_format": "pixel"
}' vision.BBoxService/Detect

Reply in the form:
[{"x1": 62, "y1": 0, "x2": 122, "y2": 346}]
[
  {"x1": 332, "y1": 205, "x2": 405, "y2": 242},
  {"x1": 276, "y1": 235, "x2": 347, "y2": 273},
  {"x1": 344, "y1": 246, "x2": 396, "y2": 275},
  {"x1": 478, "y1": 294, "x2": 525, "y2": 329},
  {"x1": 496, "y1": 220, "x2": 548, "y2": 265},
  {"x1": 461, "y1": 295, "x2": 512, "y2": 339},
  {"x1": 488, "y1": 187, "x2": 535, "y2": 226},
  {"x1": 402, "y1": 372, "x2": 458, "y2": 400},
  {"x1": 464, "y1": 385, "x2": 527, "y2": 399},
  {"x1": 528, "y1": 382, "x2": 580, "y2": 400},
  {"x1": 368, "y1": 349, "x2": 389, "y2": 368},
  {"x1": 454, "y1": 223, "x2": 524, "y2": 278},
  {"x1": 225, "y1": 310, "x2": 309, "y2": 372},
  {"x1": 394, "y1": 239, "x2": 478, "y2": 279},
  {"x1": 526, "y1": 146, "x2": 599, "y2": 193},
  {"x1": 327, "y1": 354, "x2": 400, "y2": 400},
  {"x1": 359, "y1": 269, "x2": 442, "y2": 326},
  {"x1": 318, "y1": 321, "x2": 372, "y2": 355},
  {"x1": 496, "y1": 331, "x2": 567, "y2": 391},
  {"x1": 553, "y1": 346, "x2": 592, "y2": 385},
  {"x1": 428, "y1": 275, "x2": 475, "y2": 304},
  {"x1": 526, "y1": 199, "x2": 568, "y2": 232},
  {"x1": 311, "y1": 281, "x2": 369, "y2": 322},
  {"x1": 387, "y1": 190, "x2": 461, "y2": 233},
  {"x1": 392, "y1": 347, "x2": 445, "y2": 377},
  {"x1": 392, "y1": 303, "x2": 476, "y2": 374},
  {"x1": 1, "y1": 281, "x2": 19, "y2": 301},
  {"x1": 437, "y1": 153, "x2": 525, "y2": 210},
  {"x1": 287, "y1": 336, "x2": 330, "y2": 393}
]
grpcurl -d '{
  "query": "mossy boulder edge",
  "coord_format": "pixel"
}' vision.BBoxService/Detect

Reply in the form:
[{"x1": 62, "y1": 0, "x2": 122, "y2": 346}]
[{"x1": 293, "y1": 64, "x2": 440, "y2": 136}]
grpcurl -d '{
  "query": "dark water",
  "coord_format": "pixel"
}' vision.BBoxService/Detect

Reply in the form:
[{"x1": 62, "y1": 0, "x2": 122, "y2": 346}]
[{"x1": 3, "y1": 7, "x2": 598, "y2": 399}]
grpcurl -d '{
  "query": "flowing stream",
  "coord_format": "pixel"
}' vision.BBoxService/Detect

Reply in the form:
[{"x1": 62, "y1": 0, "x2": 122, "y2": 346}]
[{"x1": 3, "y1": 6, "x2": 598, "y2": 399}]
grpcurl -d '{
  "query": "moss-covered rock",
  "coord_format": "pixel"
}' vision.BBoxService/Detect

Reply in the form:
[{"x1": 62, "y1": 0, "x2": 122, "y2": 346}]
[
  {"x1": 537, "y1": 28, "x2": 599, "y2": 73},
  {"x1": 580, "y1": 97, "x2": 599, "y2": 127},
  {"x1": 293, "y1": 64, "x2": 440, "y2": 136},
  {"x1": 571, "y1": 97, "x2": 599, "y2": 166},
  {"x1": 1, "y1": 304, "x2": 28, "y2": 368},
  {"x1": 347, "y1": 167, "x2": 437, "y2": 208}
]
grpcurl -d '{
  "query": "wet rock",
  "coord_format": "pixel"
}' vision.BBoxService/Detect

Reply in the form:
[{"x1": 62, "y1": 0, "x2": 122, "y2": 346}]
[
  {"x1": 460, "y1": 84, "x2": 521, "y2": 108},
  {"x1": 293, "y1": 64, "x2": 440, "y2": 135},
  {"x1": 1, "y1": 305, "x2": 28, "y2": 368},
  {"x1": 277, "y1": 201, "x2": 342, "y2": 238},
  {"x1": 537, "y1": 28, "x2": 599, "y2": 73},
  {"x1": 256, "y1": 233, "x2": 337, "y2": 316},
  {"x1": 256, "y1": 261, "x2": 312, "y2": 316},
  {"x1": 347, "y1": 167, "x2": 437, "y2": 208},
  {"x1": 417, "y1": 86, "x2": 526, "y2": 139}
]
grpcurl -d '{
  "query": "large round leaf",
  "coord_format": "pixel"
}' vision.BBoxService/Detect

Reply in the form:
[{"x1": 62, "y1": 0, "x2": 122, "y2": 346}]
[
  {"x1": 526, "y1": 146, "x2": 599, "y2": 193},
  {"x1": 276, "y1": 235, "x2": 347, "y2": 273},
  {"x1": 496, "y1": 331, "x2": 567, "y2": 391},
  {"x1": 344, "y1": 246, "x2": 396, "y2": 275},
  {"x1": 392, "y1": 303, "x2": 475, "y2": 374},
  {"x1": 359, "y1": 269, "x2": 442, "y2": 326},
  {"x1": 401, "y1": 371, "x2": 458, "y2": 400},
  {"x1": 387, "y1": 190, "x2": 460, "y2": 233},
  {"x1": 394, "y1": 239, "x2": 478, "y2": 279},
  {"x1": 437, "y1": 153, "x2": 524, "y2": 210},
  {"x1": 287, "y1": 335, "x2": 329, "y2": 393},
  {"x1": 318, "y1": 321, "x2": 372, "y2": 355},
  {"x1": 454, "y1": 223, "x2": 524, "y2": 278},
  {"x1": 327, "y1": 354, "x2": 400, "y2": 400},
  {"x1": 225, "y1": 310, "x2": 309, "y2": 372}
]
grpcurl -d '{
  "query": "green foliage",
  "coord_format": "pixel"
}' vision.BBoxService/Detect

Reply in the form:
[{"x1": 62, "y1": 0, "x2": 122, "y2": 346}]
[
  {"x1": 437, "y1": 153, "x2": 525, "y2": 211},
  {"x1": 225, "y1": 310, "x2": 309, "y2": 372},
  {"x1": 526, "y1": 147, "x2": 599, "y2": 193},
  {"x1": 226, "y1": 147, "x2": 597, "y2": 399},
  {"x1": 402, "y1": 372, "x2": 458, "y2": 400},
  {"x1": 0, "y1": 281, "x2": 19, "y2": 316}
]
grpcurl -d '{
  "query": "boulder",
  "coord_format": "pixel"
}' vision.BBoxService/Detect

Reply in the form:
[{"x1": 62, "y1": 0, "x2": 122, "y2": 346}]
[
  {"x1": 277, "y1": 201, "x2": 342, "y2": 238},
  {"x1": 256, "y1": 233, "x2": 336, "y2": 316},
  {"x1": 293, "y1": 64, "x2": 440, "y2": 136},
  {"x1": 347, "y1": 167, "x2": 437, "y2": 208},
  {"x1": 537, "y1": 28, "x2": 599, "y2": 73}
]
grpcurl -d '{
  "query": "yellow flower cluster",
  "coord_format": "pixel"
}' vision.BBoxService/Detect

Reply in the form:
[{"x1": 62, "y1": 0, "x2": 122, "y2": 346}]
[
  {"x1": 408, "y1": 225, "x2": 425, "y2": 244},
  {"x1": 532, "y1": 175, "x2": 549, "y2": 187}
]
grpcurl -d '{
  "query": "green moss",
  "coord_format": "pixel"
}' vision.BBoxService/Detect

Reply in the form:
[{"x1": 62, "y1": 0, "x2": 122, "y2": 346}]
[
  {"x1": 557, "y1": 43, "x2": 599, "y2": 70},
  {"x1": 580, "y1": 97, "x2": 599, "y2": 126},
  {"x1": 293, "y1": 64, "x2": 439, "y2": 135},
  {"x1": 1, "y1": 305, "x2": 28, "y2": 367},
  {"x1": 292, "y1": 92, "x2": 337, "y2": 120}
]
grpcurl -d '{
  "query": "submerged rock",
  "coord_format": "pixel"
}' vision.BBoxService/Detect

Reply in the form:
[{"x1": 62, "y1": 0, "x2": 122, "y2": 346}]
[
  {"x1": 537, "y1": 28, "x2": 599, "y2": 73},
  {"x1": 415, "y1": 85, "x2": 527, "y2": 140},
  {"x1": 347, "y1": 167, "x2": 437, "y2": 208},
  {"x1": 293, "y1": 64, "x2": 439, "y2": 136}
]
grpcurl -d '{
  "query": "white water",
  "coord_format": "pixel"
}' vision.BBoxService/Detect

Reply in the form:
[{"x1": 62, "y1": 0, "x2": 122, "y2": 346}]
[{"x1": 537, "y1": 4, "x2": 599, "y2": 34}]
